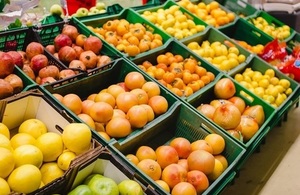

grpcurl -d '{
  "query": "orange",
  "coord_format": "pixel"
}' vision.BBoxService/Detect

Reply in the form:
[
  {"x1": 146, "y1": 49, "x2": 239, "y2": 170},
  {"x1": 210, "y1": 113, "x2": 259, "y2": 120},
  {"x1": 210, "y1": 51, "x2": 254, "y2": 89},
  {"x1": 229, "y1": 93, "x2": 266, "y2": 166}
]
[
  {"x1": 81, "y1": 99, "x2": 95, "y2": 115},
  {"x1": 94, "y1": 92, "x2": 116, "y2": 108},
  {"x1": 126, "y1": 105, "x2": 148, "y2": 128},
  {"x1": 169, "y1": 137, "x2": 192, "y2": 159},
  {"x1": 126, "y1": 154, "x2": 139, "y2": 165},
  {"x1": 183, "y1": 58, "x2": 198, "y2": 73},
  {"x1": 148, "y1": 95, "x2": 168, "y2": 116},
  {"x1": 204, "y1": 133, "x2": 225, "y2": 155},
  {"x1": 171, "y1": 182, "x2": 197, "y2": 195},
  {"x1": 112, "y1": 109, "x2": 126, "y2": 119},
  {"x1": 52, "y1": 93, "x2": 63, "y2": 103},
  {"x1": 77, "y1": 113, "x2": 96, "y2": 129},
  {"x1": 62, "y1": 93, "x2": 82, "y2": 115},
  {"x1": 187, "y1": 170, "x2": 209, "y2": 193},
  {"x1": 136, "y1": 145, "x2": 157, "y2": 161},
  {"x1": 130, "y1": 88, "x2": 149, "y2": 105},
  {"x1": 142, "y1": 81, "x2": 161, "y2": 98},
  {"x1": 89, "y1": 102, "x2": 114, "y2": 123},
  {"x1": 105, "y1": 117, "x2": 132, "y2": 138},
  {"x1": 155, "y1": 180, "x2": 170, "y2": 193},
  {"x1": 140, "y1": 104, "x2": 155, "y2": 122},
  {"x1": 161, "y1": 163, "x2": 187, "y2": 189},
  {"x1": 156, "y1": 145, "x2": 179, "y2": 169},
  {"x1": 97, "y1": 131, "x2": 111, "y2": 141},
  {"x1": 154, "y1": 68, "x2": 166, "y2": 80},
  {"x1": 187, "y1": 150, "x2": 215, "y2": 175},
  {"x1": 177, "y1": 159, "x2": 189, "y2": 172},
  {"x1": 190, "y1": 139, "x2": 213, "y2": 154},
  {"x1": 157, "y1": 54, "x2": 169, "y2": 65},
  {"x1": 87, "y1": 93, "x2": 97, "y2": 101},
  {"x1": 137, "y1": 159, "x2": 162, "y2": 181},
  {"x1": 116, "y1": 92, "x2": 139, "y2": 113},
  {"x1": 106, "y1": 84, "x2": 126, "y2": 99},
  {"x1": 214, "y1": 154, "x2": 228, "y2": 170},
  {"x1": 124, "y1": 71, "x2": 145, "y2": 90}
]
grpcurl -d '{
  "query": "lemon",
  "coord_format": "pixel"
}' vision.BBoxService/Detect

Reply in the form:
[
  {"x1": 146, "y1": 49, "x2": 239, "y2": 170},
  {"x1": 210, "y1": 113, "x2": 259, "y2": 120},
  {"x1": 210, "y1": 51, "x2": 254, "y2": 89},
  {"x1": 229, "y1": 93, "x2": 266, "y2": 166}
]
[
  {"x1": 13, "y1": 144, "x2": 43, "y2": 168},
  {"x1": 40, "y1": 162, "x2": 64, "y2": 185},
  {"x1": 0, "y1": 177, "x2": 10, "y2": 194},
  {"x1": 57, "y1": 151, "x2": 76, "y2": 171},
  {"x1": 18, "y1": 119, "x2": 47, "y2": 139},
  {"x1": 36, "y1": 132, "x2": 64, "y2": 162},
  {"x1": 0, "y1": 147, "x2": 15, "y2": 179},
  {"x1": 0, "y1": 123, "x2": 10, "y2": 139},
  {"x1": 10, "y1": 133, "x2": 37, "y2": 149},
  {"x1": 62, "y1": 123, "x2": 92, "y2": 155},
  {"x1": 208, "y1": 158, "x2": 224, "y2": 181},
  {"x1": 0, "y1": 134, "x2": 12, "y2": 151},
  {"x1": 7, "y1": 164, "x2": 41, "y2": 194}
]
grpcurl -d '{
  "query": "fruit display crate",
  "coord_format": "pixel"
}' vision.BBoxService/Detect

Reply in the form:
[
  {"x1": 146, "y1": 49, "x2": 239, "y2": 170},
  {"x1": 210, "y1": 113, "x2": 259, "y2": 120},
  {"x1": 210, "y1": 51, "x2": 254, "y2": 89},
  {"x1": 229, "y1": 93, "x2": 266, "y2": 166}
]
[
  {"x1": 230, "y1": 56, "x2": 300, "y2": 126},
  {"x1": 0, "y1": 27, "x2": 29, "y2": 51},
  {"x1": 185, "y1": 74, "x2": 276, "y2": 169},
  {"x1": 75, "y1": 7, "x2": 172, "y2": 60},
  {"x1": 34, "y1": 17, "x2": 121, "y2": 74},
  {"x1": 0, "y1": 88, "x2": 102, "y2": 194},
  {"x1": 108, "y1": 101, "x2": 246, "y2": 195},
  {"x1": 134, "y1": 0, "x2": 209, "y2": 42},
  {"x1": 244, "y1": 10, "x2": 296, "y2": 43},
  {"x1": 219, "y1": 17, "x2": 274, "y2": 54},
  {"x1": 64, "y1": 146, "x2": 160, "y2": 194},
  {"x1": 132, "y1": 38, "x2": 223, "y2": 103},
  {"x1": 41, "y1": 58, "x2": 180, "y2": 145},
  {"x1": 180, "y1": 27, "x2": 253, "y2": 75},
  {"x1": 287, "y1": 31, "x2": 300, "y2": 53},
  {"x1": 175, "y1": 0, "x2": 238, "y2": 30}
]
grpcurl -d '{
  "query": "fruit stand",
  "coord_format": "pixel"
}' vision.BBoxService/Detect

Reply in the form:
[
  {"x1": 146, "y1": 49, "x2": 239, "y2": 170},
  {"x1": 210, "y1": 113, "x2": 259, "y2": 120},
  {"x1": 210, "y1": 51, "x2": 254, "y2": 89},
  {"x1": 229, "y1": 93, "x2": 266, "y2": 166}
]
[{"x1": 0, "y1": 0, "x2": 299, "y2": 194}]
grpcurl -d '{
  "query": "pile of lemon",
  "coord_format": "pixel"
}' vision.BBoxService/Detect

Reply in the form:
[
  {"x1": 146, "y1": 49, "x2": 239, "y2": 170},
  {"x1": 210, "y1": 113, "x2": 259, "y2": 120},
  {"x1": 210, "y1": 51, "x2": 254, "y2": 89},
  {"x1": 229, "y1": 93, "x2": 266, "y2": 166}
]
[{"x1": 0, "y1": 120, "x2": 92, "y2": 194}]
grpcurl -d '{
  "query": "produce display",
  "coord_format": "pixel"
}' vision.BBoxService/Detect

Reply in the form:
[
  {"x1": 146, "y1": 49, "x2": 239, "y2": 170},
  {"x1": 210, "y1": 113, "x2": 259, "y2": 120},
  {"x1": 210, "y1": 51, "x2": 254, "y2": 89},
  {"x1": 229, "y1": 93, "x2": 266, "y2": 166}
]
[
  {"x1": 186, "y1": 39, "x2": 247, "y2": 71},
  {"x1": 87, "y1": 19, "x2": 164, "y2": 57},
  {"x1": 234, "y1": 68, "x2": 293, "y2": 108},
  {"x1": 177, "y1": 0, "x2": 236, "y2": 28},
  {"x1": 125, "y1": 134, "x2": 227, "y2": 194},
  {"x1": 137, "y1": 52, "x2": 215, "y2": 97},
  {"x1": 53, "y1": 71, "x2": 169, "y2": 141},
  {"x1": 0, "y1": 120, "x2": 93, "y2": 194},
  {"x1": 68, "y1": 174, "x2": 143, "y2": 195},
  {"x1": 0, "y1": 0, "x2": 299, "y2": 194},
  {"x1": 140, "y1": 4, "x2": 206, "y2": 40},
  {"x1": 196, "y1": 78, "x2": 265, "y2": 142}
]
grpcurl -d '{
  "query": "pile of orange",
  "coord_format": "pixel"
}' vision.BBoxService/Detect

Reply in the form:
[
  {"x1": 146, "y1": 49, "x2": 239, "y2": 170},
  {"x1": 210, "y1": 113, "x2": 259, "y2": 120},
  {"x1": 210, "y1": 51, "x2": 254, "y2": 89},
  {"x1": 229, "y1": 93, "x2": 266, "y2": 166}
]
[
  {"x1": 126, "y1": 134, "x2": 228, "y2": 194},
  {"x1": 137, "y1": 52, "x2": 215, "y2": 97},
  {"x1": 87, "y1": 19, "x2": 163, "y2": 56},
  {"x1": 53, "y1": 71, "x2": 169, "y2": 141},
  {"x1": 178, "y1": 0, "x2": 235, "y2": 28}
]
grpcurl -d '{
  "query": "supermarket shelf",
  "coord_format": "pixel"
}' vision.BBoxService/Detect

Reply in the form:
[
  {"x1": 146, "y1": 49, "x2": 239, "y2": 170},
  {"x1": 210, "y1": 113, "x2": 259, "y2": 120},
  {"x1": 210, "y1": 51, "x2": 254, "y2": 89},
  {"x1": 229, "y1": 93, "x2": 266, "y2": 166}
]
[{"x1": 222, "y1": 104, "x2": 300, "y2": 195}]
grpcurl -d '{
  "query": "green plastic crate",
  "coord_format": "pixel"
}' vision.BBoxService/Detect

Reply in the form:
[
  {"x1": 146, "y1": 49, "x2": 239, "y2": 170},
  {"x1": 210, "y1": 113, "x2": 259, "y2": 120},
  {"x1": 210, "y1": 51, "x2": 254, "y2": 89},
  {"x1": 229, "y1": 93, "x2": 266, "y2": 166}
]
[
  {"x1": 108, "y1": 101, "x2": 246, "y2": 195},
  {"x1": 220, "y1": 0, "x2": 258, "y2": 18},
  {"x1": 287, "y1": 31, "x2": 300, "y2": 52},
  {"x1": 220, "y1": 17, "x2": 274, "y2": 52},
  {"x1": 64, "y1": 147, "x2": 159, "y2": 195},
  {"x1": 41, "y1": 58, "x2": 180, "y2": 146},
  {"x1": 135, "y1": 0, "x2": 209, "y2": 43},
  {"x1": 186, "y1": 74, "x2": 276, "y2": 169},
  {"x1": 245, "y1": 10, "x2": 296, "y2": 42},
  {"x1": 231, "y1": 56, "x2": 300, "y2": 126},
  {"x1": 75, "y1": 8, "x2": 172, "y2": 60},
  {"x1": 180, "y1": 27, "x2": 253, "y2": 75},
  {"x1": 132, "y1": 38, "x2": 223, "y2": 103}
]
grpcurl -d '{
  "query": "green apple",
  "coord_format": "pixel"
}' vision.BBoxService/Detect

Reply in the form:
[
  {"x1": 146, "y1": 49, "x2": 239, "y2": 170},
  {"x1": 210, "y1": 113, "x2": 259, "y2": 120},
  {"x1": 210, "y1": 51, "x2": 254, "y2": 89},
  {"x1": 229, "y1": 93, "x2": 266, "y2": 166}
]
[
  {"x1": 50, "y1": 4, "x2": 64, "y2": 16},
  {"x1": 99, "y1": 9, "x2": 107, "y2": 14},
  {"x1": 96, "y1": 2, "x2": 106, "y2": 10},
  {"x1": 89, "y1": 7, "x2": 100, "y2": 15},
  {"x1": 86, "y1": 174, "x2": 119, "y2": 195},
  {"x1": 118, "y1": 180, "x2": 143, "y2": 195},
  {"x1": 68, "y1": 184, "x2": 93, "y2": 195},
  {"x1": 75, "y1": 8, "x2": 89, "y2": 17}
]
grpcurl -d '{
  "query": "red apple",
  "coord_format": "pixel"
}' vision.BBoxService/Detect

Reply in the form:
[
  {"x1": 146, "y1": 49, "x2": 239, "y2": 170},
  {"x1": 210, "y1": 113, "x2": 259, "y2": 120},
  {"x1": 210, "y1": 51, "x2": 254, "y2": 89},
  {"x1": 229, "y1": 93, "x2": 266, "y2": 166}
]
[
  {"x1": 30, "y1": 54, "x2": 48, "y2": 74},
  {"x1": 58, "y1": 46, "x2": 77, "y2": 64},
  {"x1": 54, "y1": 34, "x2": 72, "y2": 51},
  {"x1": 0, "y1": 52, "x2": 15, "y2": 78},
  {"x1": 7, "y1": 51, "x2": 23, "y2": 68},
  {"x1": 26, "y1": 42, "x2": 44, "y2": 60},
  {"x1": 83, "y1": 36, "x2": 103, "y2": 54},
  {"x1": 62, "y1": 24, "x2": 79, "y2": 42},
  {"x1": 17, "y1": 51, "x2": 29, "y2": 64}
]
